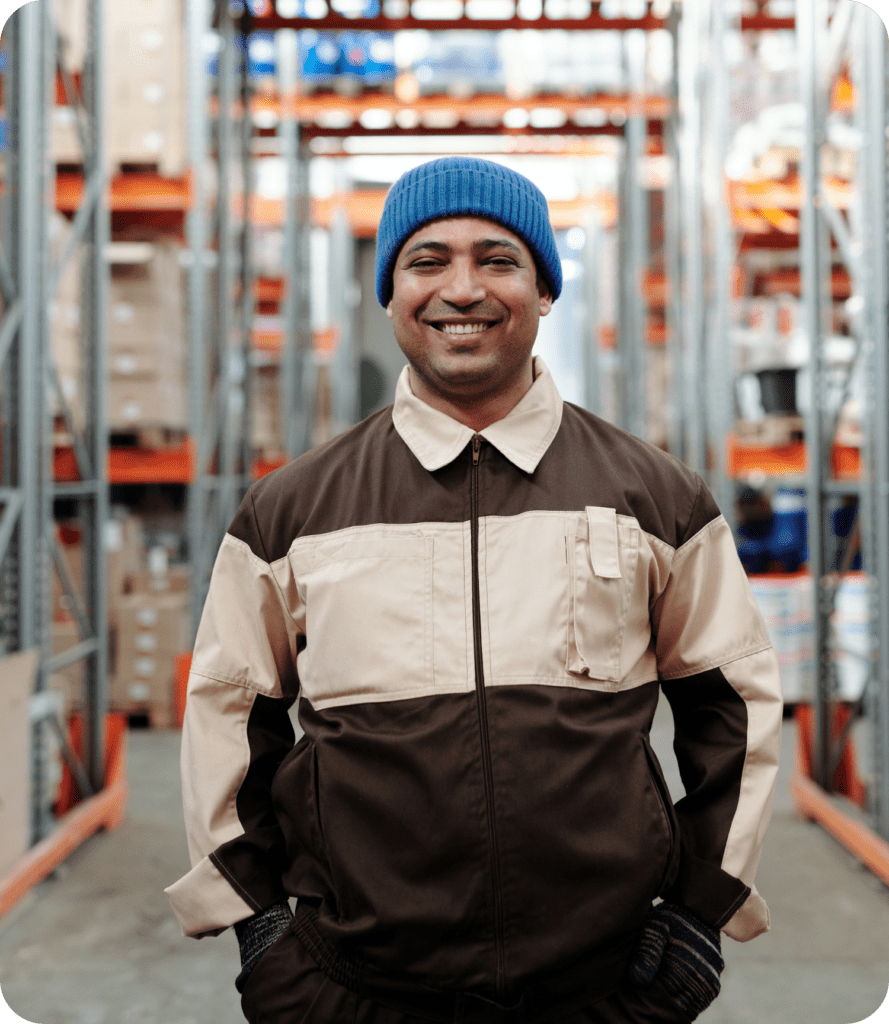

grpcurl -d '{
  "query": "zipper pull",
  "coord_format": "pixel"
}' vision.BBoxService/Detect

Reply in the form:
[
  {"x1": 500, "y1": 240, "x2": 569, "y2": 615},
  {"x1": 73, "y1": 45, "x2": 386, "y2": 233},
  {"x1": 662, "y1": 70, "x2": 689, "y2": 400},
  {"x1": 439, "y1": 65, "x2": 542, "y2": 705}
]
[{"x1": 472, "y1": 434, "x2": 481, "y2": 465}]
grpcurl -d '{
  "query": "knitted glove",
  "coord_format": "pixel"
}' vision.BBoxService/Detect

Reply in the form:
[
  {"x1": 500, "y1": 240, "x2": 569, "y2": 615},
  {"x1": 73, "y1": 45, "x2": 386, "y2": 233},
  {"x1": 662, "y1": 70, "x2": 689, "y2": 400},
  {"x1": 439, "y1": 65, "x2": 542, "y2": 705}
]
[
  {"x1": 629, "y1": 902, "x2": 724, "y2": 1021},
  {"x1": 234, "y1": 900, "x2": 293, "y2": 993}
]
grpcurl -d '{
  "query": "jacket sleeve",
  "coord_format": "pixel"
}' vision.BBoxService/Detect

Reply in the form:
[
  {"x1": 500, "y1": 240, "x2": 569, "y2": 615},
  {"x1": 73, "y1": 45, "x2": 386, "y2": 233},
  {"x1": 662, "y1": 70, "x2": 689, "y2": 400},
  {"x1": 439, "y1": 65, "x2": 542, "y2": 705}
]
[
  {"x1": 164, "y1": 491, "x2": 302, "y2": 938},
  {"x1": 651, "y1": 475, "x2": 783, "y2": 943}
]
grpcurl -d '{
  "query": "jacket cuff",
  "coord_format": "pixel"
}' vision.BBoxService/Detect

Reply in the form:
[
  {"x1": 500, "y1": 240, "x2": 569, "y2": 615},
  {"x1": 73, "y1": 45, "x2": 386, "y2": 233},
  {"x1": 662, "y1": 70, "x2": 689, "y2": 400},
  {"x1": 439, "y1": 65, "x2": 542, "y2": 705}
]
[
  {"x1": 165, "y1": 855, "x2": 259, "y2": 938},
  {"x1": 662, "y1": 851, "x2": 751, "y2": 930},
  {"x1": 721, "y1": 886, "x2": 770, "y2": 942}
]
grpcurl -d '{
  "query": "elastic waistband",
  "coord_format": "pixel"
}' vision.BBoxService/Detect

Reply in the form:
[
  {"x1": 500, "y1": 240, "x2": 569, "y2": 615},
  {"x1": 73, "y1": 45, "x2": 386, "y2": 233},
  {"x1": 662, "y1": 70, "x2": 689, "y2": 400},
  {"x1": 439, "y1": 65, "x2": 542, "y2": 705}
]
[{"x1": 292, "y1": 902, "x2": 636, "y2": 1024}]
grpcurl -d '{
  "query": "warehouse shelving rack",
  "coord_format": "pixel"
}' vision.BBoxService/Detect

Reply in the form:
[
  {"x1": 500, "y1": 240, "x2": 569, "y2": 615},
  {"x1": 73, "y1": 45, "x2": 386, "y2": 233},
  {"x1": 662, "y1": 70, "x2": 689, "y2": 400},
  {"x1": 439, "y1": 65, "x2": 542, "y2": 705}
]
[
  {"x1": 184, "y1": 0, "x2": 256, "y2": 636},
  {"x1": 700, "y1": 0, "x2": 889, "y2": 869},
  {"x1": 790, "y1": 1, "x2": 889, "y2": 856},
  {"x1": 0, "y1": 0, "x2": 127, "y2": 919}
]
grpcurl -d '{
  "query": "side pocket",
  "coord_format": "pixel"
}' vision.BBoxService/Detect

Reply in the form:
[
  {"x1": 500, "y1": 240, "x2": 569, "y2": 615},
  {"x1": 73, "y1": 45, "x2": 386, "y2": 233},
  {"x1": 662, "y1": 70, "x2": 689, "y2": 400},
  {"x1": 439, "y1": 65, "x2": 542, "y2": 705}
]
[{"x1": 641, "y1": 736, "x2": 680, "y2": 895}]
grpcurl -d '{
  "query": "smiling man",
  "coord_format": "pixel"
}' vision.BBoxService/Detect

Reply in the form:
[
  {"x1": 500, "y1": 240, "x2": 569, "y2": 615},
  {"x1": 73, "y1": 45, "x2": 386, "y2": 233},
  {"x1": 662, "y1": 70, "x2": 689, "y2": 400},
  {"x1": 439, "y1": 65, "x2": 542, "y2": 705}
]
[{"x1": 166, "y1": 157, "x2": 783, "y2": 1024}]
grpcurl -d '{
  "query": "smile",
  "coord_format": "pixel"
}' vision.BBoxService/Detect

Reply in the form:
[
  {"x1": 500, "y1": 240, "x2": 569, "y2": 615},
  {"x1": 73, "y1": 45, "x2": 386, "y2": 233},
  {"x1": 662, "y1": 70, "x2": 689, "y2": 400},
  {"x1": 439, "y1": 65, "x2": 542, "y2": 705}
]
[{"x1": 433, "y1": 322, "x2": 493, "y2": 335}]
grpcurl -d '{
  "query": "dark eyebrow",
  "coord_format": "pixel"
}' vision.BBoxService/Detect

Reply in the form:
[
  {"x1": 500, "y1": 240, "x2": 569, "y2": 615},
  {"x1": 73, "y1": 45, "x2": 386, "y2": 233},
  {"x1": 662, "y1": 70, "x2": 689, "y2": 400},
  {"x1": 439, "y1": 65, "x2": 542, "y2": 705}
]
[
  {"x1": 402, "y1": 240, "x2": 450, "y2": 258},
  {"x1": 473, "y1": 238, "x2": 523, "y2": 256},
  {"x1": 401, "y1": 238, "x2": 525, "y2": 258}
]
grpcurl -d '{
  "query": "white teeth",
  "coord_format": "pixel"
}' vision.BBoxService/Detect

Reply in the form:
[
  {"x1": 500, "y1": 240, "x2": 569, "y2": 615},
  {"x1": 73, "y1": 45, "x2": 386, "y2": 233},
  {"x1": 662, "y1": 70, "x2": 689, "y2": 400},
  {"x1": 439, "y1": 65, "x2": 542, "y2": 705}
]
[{"x1": 440, "y1": 322, "x2": 490, "y2": 335}]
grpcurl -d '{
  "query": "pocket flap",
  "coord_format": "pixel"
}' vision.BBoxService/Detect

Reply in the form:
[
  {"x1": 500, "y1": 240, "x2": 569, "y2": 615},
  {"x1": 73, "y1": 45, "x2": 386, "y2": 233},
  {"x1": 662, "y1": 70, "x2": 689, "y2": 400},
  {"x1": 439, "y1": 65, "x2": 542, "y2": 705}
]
[{"x1": 586, "y1": 506, "x2": 621, "y2": 579}]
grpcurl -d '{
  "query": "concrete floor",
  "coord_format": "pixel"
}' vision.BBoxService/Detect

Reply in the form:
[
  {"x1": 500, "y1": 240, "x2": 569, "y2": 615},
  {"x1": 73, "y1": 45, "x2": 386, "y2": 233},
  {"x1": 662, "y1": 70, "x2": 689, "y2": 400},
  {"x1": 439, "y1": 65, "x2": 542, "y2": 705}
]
[{"x1": 1, "y1": 700, "x2": 888, "y2": 1024}]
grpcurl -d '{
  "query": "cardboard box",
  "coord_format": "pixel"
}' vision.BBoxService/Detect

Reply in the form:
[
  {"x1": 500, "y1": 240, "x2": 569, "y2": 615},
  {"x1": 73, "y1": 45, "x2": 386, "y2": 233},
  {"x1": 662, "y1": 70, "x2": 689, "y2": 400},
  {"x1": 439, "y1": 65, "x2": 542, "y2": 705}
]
[
  {"x1": 108, "y1": 345, "x2": 170, "y2": 380},
  {"x1": 111, "y1": 651, "x2": 179, "y2": 708},
  {"x1": 47, "y1": 670, "x2": 81, "y2": 723},
  {"x1": 54, "y1": 0, "x2": 87, "y2": 70},
  {"x1": 53, "y1": 515, "x2": 144, "y2": 622},
  {"x1": 106, "y1": 2, "x2": 186, "y2": 175},
  {"x1": 116, "y1": 591, "x2": 190, "y2": 656},
  {"x1": 108, "y1": 379, "x2": 188, "y2": 430},
  {"x1": 52, "y1": 539, "x2": 85, "y2": 619},
  {"x1": 252, "y1": 366, "x2": 282, "y2": 451},
  {"x1": 130, "y1": 566, "x2": 190, "y2": 595},
  {"x1": 113, "y1": 590, "x2": 190, "y2": 710},
  {"x1": 107, "y1": 243, "x2": 186, "y2": 383},
  {"x1": 0, "y1": 649, "x2": 38, "y2": 876},
  {"x1": 51, "y1": 618, "x2": 85, "y2": 709}
]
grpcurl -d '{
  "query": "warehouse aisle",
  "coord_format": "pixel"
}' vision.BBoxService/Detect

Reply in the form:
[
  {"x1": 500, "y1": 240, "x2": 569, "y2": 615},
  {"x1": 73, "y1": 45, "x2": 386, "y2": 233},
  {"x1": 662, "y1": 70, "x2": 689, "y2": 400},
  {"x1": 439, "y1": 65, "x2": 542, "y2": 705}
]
[{"x1": 1, "y1": 702, "x2": 888, "y2": 1024}]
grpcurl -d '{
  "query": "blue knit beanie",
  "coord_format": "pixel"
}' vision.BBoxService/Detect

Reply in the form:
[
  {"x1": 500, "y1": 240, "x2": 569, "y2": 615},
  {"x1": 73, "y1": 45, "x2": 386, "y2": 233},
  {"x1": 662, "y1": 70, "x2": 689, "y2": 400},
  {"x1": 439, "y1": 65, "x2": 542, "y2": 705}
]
[{"x1": 375, "y1": 156, "x2": 562, "y2": 307}]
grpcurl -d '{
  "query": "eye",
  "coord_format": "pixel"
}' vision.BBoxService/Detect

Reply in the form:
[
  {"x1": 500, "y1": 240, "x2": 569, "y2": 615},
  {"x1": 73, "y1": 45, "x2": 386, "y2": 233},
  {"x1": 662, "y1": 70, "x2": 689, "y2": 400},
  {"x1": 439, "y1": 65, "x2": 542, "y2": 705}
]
[{"x1": 410, "y1": 258, "x2": 443, "y2": 269}]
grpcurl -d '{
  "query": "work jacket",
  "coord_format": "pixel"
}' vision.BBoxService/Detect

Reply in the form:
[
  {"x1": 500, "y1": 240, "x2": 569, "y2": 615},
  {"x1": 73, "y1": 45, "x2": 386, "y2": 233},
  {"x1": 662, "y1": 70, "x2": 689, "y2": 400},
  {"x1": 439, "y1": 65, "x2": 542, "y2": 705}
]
[{"x1": 166, "y1": 358, "x2": 783, "y2": 1005}]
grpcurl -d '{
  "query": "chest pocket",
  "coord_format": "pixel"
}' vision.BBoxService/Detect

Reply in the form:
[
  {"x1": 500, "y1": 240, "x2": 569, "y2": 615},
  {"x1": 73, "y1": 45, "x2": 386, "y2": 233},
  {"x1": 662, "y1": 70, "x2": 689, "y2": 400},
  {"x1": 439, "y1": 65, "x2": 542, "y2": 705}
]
[
  {"x1": 566, "y1": 507, "x2": 640, "y2": 684},
  {"x1": 296, "y1": 534, "x2": 433, "y2": 706}
]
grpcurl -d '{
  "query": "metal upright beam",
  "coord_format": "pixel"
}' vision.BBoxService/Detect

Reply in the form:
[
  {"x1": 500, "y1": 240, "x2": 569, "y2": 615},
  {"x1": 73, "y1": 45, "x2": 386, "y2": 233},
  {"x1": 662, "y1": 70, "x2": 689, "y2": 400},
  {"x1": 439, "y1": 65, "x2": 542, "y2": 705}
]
[
  {"x1": 328, "y1": 205, "x2": 358, "y2": 436},
  {"x1": 798, "y1": 0, "x2": 833, "y2": 790},
  {"x1": 186, "y1": 0, "x2": 212, "y2": 637},
  {"x1": 580, "y1": 212, "x2": 602, "y2": 418},
  {"x1": 663, "y1": 4, "x2": 684, "y2": 461},
  {"x1": 73, "y1": 0, "x2": 110, "y2": 792},
  {"x1": 1, "y1": 0, "x2": 107, "y2": 838},
  {"x1": 619, "y1": 29, "x2": 648, "y2": 442},
  {"x1": 677, "y1": 0, "x2": 707, "y2": 475},
  {"x1": 215, "y1": 2, "x2": 238, "y2": 532},
  {"x1": 706, "y1": 0, "x2": 736, "y2": 529},
  {"x1": 16, "y1": 1, "x2": 52, "y2": 841},
  {"x1": 861, "y1": 15, "x2": 889, "y2": 841},
  {"x1": 238, "y1": 6, "x2": 255, "y2": 488},
  {"x1": 276, "y1": 29, "x2": 313, "y2": 460},
  {"x1": 6, "y1": 0, "x2": 48, "y2": 663}
]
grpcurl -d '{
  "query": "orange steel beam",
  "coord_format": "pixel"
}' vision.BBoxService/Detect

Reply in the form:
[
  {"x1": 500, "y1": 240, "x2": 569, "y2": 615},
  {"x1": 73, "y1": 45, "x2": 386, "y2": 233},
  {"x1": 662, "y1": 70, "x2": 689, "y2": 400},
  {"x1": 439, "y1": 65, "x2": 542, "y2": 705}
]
[
  {"x1": 55, "y1": 441, "x2": 196, "y2": 485},
  {"x1": 253, "y1": 10, "x2": 668, "y2": 32},
  {"x1": 726, "y1": 436, "x2": 861, "y2": 480},
  {"x1": 55, "y1": 171, "x2": 192, "y2": 214},
  {"x1": 251, "y1": 6, "x2": 794, "y2": 32},
  {"x1": 792, "y1": 772, "x2": 889, "y2": 888},
  {"x1": 729, "y1": 175, "x2": 852, "y2": 212},
  {"x1": 265, "y1": 91, "x2": 671, "y2": 120},
  {"x1": 0, "y1": 716, "x2": 128, "y2": 921},
  {"x1": 242, "y1": 189, "x2": 617, "y2": 232}
]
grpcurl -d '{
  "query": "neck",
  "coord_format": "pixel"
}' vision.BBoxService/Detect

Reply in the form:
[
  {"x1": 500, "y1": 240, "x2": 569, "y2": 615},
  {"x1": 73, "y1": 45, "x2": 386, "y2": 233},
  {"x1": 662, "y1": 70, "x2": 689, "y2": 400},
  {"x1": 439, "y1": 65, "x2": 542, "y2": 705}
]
[{"x1": 408, "y1": 361, "x2": 536, "y2": 432}]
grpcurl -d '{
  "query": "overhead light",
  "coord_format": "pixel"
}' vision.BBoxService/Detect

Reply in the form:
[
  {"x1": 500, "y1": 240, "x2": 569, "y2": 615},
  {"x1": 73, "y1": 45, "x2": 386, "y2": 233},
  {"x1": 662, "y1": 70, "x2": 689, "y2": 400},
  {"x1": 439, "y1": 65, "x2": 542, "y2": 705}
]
[
  {"x1": 529, "y1": 107, "x2": 566, "y2": 128},
  {"x1": 565, "y1": 227, "x2": 585, "y2": 251},
  {"x1": 360, "y1": 108, "x2": 395, "y2": 129},
  {"x1": 503, "y1": 107, "x2": 530, "y2": 128},
  {"x1": 395, "y1": 108, "x2": 420, "y2": 128}
]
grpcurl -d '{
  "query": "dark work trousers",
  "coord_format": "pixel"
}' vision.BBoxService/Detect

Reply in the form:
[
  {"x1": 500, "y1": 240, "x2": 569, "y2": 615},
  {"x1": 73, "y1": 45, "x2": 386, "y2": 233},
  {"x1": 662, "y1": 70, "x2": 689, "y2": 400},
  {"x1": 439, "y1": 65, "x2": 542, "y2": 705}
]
[{"x1": 239, "y1": 923, "x2": 692, "y2": 1024}]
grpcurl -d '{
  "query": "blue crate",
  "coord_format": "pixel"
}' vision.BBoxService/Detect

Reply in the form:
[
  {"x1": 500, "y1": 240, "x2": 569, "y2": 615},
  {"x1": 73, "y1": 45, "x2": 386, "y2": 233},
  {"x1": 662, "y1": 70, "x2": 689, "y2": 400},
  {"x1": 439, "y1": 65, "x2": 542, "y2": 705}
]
[
  {"x1": 300, "y1": 29, "x2": 341, "y2": 80},
  {"x1": 414, "y1": 32, "x2": 503, "y2": 93},
  {"x1": 337, "y1": 31, "x2": 395, "y2": 82},
  {"x1": 248, "y1": 31, "x2": 276, "y2": 76},
  {"x1": 330, "y1": 0, "x2": 381, "y2": 15}
]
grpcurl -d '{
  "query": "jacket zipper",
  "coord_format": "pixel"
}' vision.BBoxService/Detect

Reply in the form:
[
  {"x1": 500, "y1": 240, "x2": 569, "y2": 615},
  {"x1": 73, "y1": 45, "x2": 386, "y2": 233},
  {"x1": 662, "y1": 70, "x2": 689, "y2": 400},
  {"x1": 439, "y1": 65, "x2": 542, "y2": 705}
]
[{"x1": 470, "y1": 434, "x2": 506, "y2": 996}]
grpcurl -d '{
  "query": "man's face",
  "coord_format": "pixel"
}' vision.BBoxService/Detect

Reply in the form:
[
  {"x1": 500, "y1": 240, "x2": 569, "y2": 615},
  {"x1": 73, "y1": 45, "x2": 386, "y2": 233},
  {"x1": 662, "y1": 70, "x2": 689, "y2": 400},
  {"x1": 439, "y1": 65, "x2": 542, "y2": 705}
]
[{"x1": 386, "y1": 216, "x2": 553, "y2": 406}]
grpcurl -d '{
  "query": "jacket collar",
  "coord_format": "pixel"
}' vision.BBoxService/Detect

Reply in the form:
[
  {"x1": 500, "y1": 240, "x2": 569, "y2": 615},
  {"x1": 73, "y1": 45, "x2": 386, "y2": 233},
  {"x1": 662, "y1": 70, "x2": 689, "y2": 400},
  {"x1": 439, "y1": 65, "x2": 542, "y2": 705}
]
[{"x1": 392, "y1": 357, "x2": 563, "y2": 474}]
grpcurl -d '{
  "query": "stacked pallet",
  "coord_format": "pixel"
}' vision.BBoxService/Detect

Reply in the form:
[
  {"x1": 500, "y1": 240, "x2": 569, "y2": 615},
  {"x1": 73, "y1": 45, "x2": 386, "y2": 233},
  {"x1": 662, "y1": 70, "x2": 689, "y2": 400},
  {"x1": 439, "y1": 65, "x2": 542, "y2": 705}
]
[
  {"x1": 51, "y1": 520, "x2": 192, "y2": 727},
  {"x1": 53, "y1": 0, "x2": 186, "y2": 176},
  {"x1": 107, "y1": 241, "x2": 187, "y2": 433}
]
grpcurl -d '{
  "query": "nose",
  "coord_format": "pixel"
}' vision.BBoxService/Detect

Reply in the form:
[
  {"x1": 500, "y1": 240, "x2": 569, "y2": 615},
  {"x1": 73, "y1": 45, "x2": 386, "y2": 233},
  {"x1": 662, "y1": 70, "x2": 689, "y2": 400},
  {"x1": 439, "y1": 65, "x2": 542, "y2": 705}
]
[{"x1": 438, "y1": 257, "x2": 486, "y2": 307}]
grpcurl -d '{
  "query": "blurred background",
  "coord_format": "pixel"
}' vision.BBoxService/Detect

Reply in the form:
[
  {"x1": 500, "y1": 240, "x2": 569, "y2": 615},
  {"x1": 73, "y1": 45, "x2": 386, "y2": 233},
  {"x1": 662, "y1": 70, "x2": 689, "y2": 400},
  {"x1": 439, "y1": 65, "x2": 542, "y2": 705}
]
[{"x1": 0, "y1": 1, "x2": 888, "y2": 1022}]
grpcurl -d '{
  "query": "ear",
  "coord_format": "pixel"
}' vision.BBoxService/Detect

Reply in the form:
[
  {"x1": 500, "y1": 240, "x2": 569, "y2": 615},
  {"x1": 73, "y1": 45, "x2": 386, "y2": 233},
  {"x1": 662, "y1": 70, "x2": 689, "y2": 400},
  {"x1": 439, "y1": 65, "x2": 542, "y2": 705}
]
[
  {"x1": 537, "y1": 280, "x2": 553, "y2": 317},
  {"x1": 386, "y1": 299, "x2": 394, "y2": 319}
]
